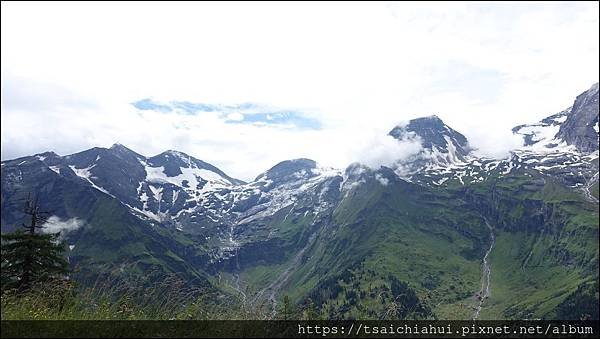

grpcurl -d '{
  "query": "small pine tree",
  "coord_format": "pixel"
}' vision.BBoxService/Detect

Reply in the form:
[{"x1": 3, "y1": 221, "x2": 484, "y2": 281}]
[
  {"x1": 303, "y1": 298, "x2": 320, "y2": 320},
  {"x1": 1, "y1": 195, "x2": 69, "y2": 292},
  {"x1": 282, "y1": 295, "x2": 290, "y2": 320}
]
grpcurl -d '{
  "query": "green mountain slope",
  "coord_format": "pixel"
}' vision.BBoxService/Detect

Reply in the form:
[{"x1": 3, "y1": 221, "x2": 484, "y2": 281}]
[{"x1": 218, "y1": 166, "x2": 598, "y2": 320}]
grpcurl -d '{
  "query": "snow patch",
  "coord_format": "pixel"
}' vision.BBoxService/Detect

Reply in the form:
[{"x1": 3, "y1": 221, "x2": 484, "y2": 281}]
[
  {"x1": 149, "y1": 185, "x2": 163, "y2": 202},
  {"x1": 143, "y1": 161, "x2": 231, "y2": 193},
  {"x1": 553, "y1": 116, "x2": 568, "y2": 123},
  {"x1": 172, "y1": 190, "x2": 180, "y2": 205},
  {"x1": 69, "y1": 165, "x2": 115, "y2": 197}
]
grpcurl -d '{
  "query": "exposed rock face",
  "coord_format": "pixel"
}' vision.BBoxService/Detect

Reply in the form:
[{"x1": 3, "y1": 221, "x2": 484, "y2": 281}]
[
  {"x1": 254, "y1": 158, "x2": 317, "y2": 184},
  {"x1": 389, "y1": 115, "x2": 471, "y2": 162},
  {"x1": 556, "y1": 83, "x2": 599, "y2": 153},
  {"x1": 387, "y1": 116, "x2": 474, "y2": 180}
]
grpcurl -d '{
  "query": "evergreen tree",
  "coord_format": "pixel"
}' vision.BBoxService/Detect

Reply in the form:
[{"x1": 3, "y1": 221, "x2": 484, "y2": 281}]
[
  {"x1": 282, "y1": 295, "x2": 290, "y2": 320},
  {"x1": 302, "y1": 298, "x2": 320, "y2": 320},
  {"x1": 1, "y1": 195, "x2": 69, "y2": 292}
]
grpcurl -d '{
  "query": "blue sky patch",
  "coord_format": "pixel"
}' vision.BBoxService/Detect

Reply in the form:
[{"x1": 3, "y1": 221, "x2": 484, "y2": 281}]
[
  {"x1": 226, "y1": 111, "x2": 321, "y2": 129},
  {"x1": 131, "y1": 98, "x2": 173, "y2": 113},
  {"x1": 131, "y1": 98, "x2": 321, "y2": 130}
]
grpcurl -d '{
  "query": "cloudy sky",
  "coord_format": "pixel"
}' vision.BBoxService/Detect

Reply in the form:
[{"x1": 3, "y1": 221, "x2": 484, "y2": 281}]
[{"x1": 1, "y1": 2, "x2": 598, "y2": 181}]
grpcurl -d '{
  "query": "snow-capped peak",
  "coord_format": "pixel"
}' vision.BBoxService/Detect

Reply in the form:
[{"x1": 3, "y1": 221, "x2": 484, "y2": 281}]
[
  {"x1": 387, "y1": 115, "x2": 474, "y2": 178},
  {"x1": 389, "y1": 116, "x2": 472, "y2": 162}
]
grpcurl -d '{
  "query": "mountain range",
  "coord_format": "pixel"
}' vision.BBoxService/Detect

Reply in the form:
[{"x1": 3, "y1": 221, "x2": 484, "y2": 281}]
[{"x1": 1, "y1": 83, "x2": 598, "y2": 320}]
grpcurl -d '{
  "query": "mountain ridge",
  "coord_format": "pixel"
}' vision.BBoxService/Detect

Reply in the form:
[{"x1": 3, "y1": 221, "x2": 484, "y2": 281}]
[{"x1": 1, "y1": 83, "x2": 598, "y2": 320}]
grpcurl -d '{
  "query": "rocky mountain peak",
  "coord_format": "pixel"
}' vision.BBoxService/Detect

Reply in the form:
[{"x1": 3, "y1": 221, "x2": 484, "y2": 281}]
[
  {"x1": 389, "y1": 115, "x2": 472, "y2": 166},
  {"x1": 512, "y1": 82, "x2": 599, "y2": 153},
  {"x1": 256, "y1": 158, "x2": 317, "y2": 183},
  {"x1": 108, "y1": 143, "x2": 144, "y2": 160},
  {"x1": 144, "y1": 150, "x2": 245, "y2": 186},
  {"x1": 555, "y1": 83, "x2": 599, "y2": 153}
]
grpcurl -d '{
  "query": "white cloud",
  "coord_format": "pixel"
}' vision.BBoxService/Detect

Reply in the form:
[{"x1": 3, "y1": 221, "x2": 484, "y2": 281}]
[
  {"x1": 349, "y1": 128, "x2": 423, "y2": 170},
  {"x1": 1, "y1": 2, "x2": 598, "y2": 181},
  {"x1": 375, "y1": 173, "x2": 389, "y2": 186},
  {"x1": 42, "y1": 216, "x2": 84, "y2": 236},
  {"x1": 225, "y1": 112, "x2": 244, "y2": 122}
]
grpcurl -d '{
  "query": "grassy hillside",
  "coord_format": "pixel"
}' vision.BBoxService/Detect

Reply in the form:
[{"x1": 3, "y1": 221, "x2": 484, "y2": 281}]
[
  {"x1": 214, "y1": 169, "x2": 599, "y2": 320},
  {"x1": 458, "y1": 170, "x2": 599, "y2": 319},
  {"x1": 2, "y1": 164, "x2": 597, "y2": 320}
]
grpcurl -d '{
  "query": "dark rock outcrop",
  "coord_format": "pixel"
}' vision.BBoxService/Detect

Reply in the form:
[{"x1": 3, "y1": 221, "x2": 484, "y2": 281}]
[{"x1": 556, "y1": 83, "x2": 599, "y2": 153}]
